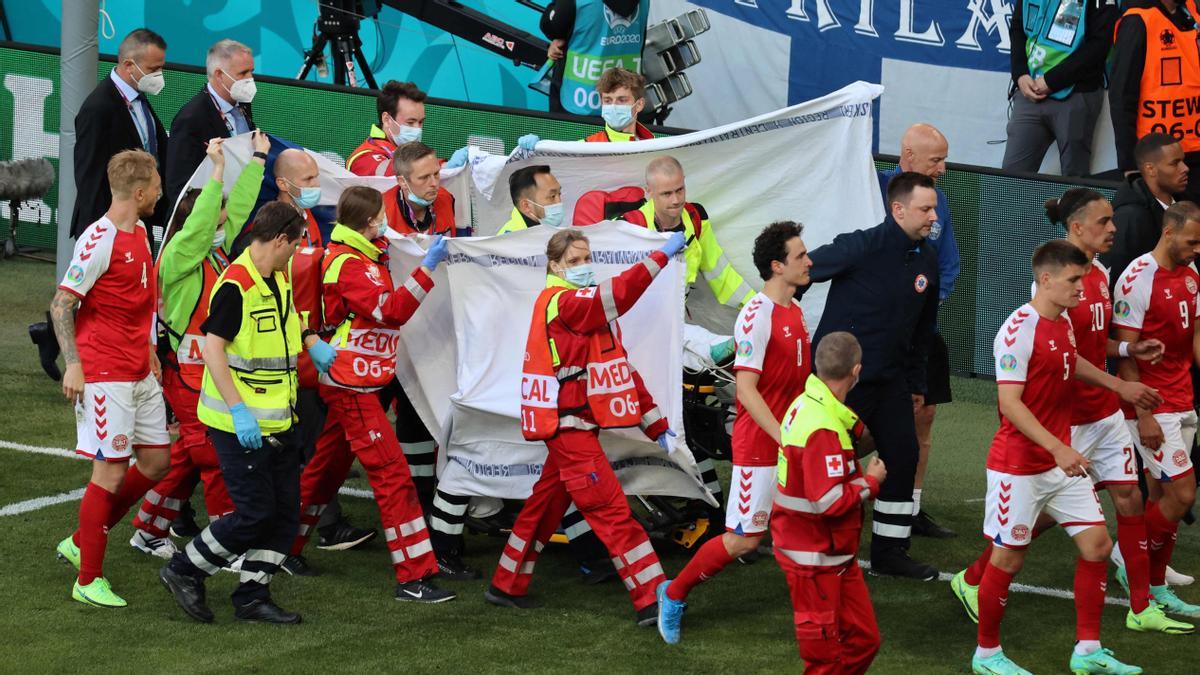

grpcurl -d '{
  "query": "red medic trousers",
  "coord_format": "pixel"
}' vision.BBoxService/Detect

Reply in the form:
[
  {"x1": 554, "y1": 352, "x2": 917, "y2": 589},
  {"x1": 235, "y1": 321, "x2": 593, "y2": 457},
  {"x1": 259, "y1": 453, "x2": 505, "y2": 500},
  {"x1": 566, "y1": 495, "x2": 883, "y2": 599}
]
[
  {"x1": 491, "y1": 427, "x2": 665, "y2": 610},
  {"x1": 132, "y1": 366, "x2": 233, "y2": 535},
  {"x1": 777, "y1": 558, "x2": 881, "y2": 675},
  {"x1": 291, "y1": 385, "x2": 437, "y2": 583}
]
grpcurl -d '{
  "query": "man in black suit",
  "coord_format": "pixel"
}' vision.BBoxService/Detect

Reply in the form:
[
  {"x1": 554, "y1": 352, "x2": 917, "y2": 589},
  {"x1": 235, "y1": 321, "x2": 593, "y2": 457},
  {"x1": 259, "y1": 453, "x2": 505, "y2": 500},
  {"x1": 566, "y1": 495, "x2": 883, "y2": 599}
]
[
  {"x1": 71, "y1": 28, "x2": 169, "y2": 238},
  {"x1": 164, "y1": 39, "x2": 257, "y2": 210}
]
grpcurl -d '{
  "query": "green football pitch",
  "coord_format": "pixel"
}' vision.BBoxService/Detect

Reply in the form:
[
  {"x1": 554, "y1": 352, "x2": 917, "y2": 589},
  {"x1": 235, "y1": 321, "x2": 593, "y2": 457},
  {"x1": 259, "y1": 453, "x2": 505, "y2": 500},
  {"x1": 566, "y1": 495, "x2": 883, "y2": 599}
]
[{"x1": 1, "y1": 257, "x2": 1196, "y2": 673}]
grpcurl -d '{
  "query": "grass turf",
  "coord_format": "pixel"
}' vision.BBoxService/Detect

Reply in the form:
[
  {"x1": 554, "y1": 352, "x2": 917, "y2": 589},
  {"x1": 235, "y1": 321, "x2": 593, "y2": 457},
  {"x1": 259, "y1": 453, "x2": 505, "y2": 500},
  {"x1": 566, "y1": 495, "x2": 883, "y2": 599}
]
[{"x1": 1, "y1": 257, "x2": 1197, "y2": 673}]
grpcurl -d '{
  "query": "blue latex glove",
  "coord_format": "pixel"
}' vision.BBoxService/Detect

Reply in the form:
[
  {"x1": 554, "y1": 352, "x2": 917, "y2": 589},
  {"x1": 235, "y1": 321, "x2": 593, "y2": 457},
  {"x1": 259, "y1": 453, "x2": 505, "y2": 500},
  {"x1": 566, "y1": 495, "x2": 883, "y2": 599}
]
[
  {"x1": 422, "y1": 235, "x2": 449, "y2": 269},
  {"x1": 445, "y1": 146, "x2": 469, "y2": 169},
  {"x1": 517, "y1": 134, "x2": 540, "y2": 151},
  {"x1": 660, "y1": 231, "x2": 687, "y2": 258},
  {"x1": 229, "y1": 402, "x2": 262, "y2": 450},
  {"x1": 710, "y1": 337, "x2": 735, "y2": 364},
  {"x1": 656, "y1": 429, "x2": 677, "y2": 453},
  {"x1": 308, "y1": 339, "x2": 337, "y2": 374}
]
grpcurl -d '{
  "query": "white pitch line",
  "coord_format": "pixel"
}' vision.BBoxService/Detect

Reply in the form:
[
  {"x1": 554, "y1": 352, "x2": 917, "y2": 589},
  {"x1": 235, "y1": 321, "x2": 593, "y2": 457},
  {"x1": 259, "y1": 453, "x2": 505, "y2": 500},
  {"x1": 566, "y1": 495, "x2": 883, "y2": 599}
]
[
  {"x1": 0, "y1": 488, "x2": 87, "y2": 516},
  {"x1": 0, "y1": 438, "x2": 1141, "y2": 608},
  {"x1": 0, "y1": 439, "x2": 375, "y2": 516}
]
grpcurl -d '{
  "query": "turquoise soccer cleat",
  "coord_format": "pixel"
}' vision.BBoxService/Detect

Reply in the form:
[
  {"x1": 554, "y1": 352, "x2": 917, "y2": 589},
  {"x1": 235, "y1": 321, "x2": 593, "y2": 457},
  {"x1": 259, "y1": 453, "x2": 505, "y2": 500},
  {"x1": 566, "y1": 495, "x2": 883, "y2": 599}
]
[
  {"x1": 1069, "y1": 647, "x2": 1142, "y2": 674},
  {"x1": 656, "y1": 580, "x2": 686, "y2": 645}
]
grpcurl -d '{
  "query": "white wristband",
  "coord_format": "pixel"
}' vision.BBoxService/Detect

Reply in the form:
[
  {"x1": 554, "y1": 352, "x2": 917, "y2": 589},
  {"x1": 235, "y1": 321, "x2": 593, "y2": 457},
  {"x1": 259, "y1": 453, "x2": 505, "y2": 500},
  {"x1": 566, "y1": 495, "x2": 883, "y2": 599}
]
[{"x1": 1118, "y1": 341, "x2": 1130, "y2": 358}]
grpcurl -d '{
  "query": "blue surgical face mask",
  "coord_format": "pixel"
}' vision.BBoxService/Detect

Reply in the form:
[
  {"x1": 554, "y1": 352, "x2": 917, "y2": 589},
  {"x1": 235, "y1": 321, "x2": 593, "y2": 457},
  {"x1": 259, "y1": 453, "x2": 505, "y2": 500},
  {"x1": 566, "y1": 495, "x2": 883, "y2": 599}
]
[
  {"x1": 285, "y1": 178, "x2": 320, "y2": 210},
  {"x1": 396, "y1": 124, "x2": 422, "y2": 144},
  {"x1": 533, "y1": 200, "x2": 565, "y2": 228},
  {"x1": 602, "y1": 104, "x2": 634, "y2": 130},
  {"x1": 401, "y1": 178, "x2": 433, "y2": 207},
  {"x1": 564, "y1": 263, "x2": 595, "y2": 287},
  {"x1": 375, "y1": 216, "x2": 389, "y2": 239}
]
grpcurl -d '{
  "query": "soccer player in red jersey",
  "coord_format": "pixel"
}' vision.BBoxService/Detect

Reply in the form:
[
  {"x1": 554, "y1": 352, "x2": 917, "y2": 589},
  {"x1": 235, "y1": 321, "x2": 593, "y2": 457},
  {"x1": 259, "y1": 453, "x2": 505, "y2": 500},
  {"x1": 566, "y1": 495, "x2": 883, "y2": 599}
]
[
  {"x1": 657, "y1": 221, "x2": 812, "y2": 645},
  {"x1": 954, "y1": 190, "x2": 1192, "y2": 635},
  {"x1": 51, "y1": 150, "x2": 171, "y2": 608},
  {"x1": 969, "y1": 240, "x2": 1160, "y2": 674},
  {"x1": 1112, "y1": 201, "x2": 1200, "y2": 618}
]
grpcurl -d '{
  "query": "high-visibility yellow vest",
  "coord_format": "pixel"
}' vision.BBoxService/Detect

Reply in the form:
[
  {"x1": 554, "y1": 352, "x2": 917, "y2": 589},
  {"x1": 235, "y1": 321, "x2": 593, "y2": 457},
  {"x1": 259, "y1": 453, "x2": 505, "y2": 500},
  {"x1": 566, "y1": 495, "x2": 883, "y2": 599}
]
[
  {"x1": 630, "y1": 200, "x2": 754, "y2": 308},
  {"x1": 498, "y1": 207, "x2": 531, "y2": 235},
  {"x1": 197, "y1": 250, "x2": 301, "y2": 434}
]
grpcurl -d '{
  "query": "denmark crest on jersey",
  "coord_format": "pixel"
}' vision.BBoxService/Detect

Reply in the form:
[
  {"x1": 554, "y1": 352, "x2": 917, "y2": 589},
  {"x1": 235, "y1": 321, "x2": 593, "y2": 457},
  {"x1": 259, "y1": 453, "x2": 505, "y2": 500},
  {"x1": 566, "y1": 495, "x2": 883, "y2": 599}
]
[
  {"x1": 1099, "y1": 283, "x2": 1110, "y2": 299},
  {"x1": 1066, "y1": 328, "x2": 1077, "y2": 347},
  {"x1": 1188, "y1": 277, "x2": 1198, "y2": 295},
  {"x1": 914, "y1": 274, "x2": 929, "y2": 293}
]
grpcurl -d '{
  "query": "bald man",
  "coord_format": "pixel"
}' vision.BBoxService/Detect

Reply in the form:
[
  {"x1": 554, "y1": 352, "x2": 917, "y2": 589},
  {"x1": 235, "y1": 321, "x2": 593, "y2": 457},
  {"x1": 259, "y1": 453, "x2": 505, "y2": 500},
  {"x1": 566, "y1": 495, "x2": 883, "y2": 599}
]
[
  {"x1": 272, "y1": 149, "x2": 323, "y2": 248},
  {"x1": 878, "y1": 124, "x2": 960, "y2": 540}
]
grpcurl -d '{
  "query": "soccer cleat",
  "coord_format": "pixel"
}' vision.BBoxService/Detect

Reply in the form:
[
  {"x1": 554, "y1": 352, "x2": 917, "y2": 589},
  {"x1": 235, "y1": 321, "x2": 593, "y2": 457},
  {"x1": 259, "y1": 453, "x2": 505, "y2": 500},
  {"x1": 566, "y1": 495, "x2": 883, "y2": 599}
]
[
  {"x1": 129, "y1": 530, "x2": 179, "y2": 559},
  {"x1": 951, "y1": 569, "x2": 980, "y2": 624},
  {"x1": 1114, "y1": 566, "x2": 1130, "y2": 596},
  {"x1": 656, "y1": 580, "x2": 687, "y2": 644},
  {"x1": 1068, "y1": 647, "x2": 1142, "y2": 674},
  {"x1": 1150, "y1": 585, "x2": 1200, "y2": 617},
  {"x1": 395, "y1": 579, "x2": 456, "y2": 604},
  {"x1": 1166, "y1": 566, "x2": 1195, "y2": 586},
  {"x1": 484, "y1": 584, "x2": 541, "y2": 609},
  {"x1": 971, "y1": 649, "x2": 1031, "y2": 675},
  {"x1": 235, "y1": 598, "x2": 301, "y2": 624},
  {"x1": 316, "y1": 520, "x2": 377, "y2": 551},
  {"x1": 1125, "y1": 604, "x2": 1194, "y2": 634},
  {"x1": 72, "y1": 577, "x2": 127, "y2": 608},
  {"x1": 280, "y1": 554, "x2": 319, "y2": 577},
  {"x1": 436, "y1": 555, "x2": 481, "y2": 581},
  {"x1": 56, "y1": 536, "x2": 80, "y2": 570}
]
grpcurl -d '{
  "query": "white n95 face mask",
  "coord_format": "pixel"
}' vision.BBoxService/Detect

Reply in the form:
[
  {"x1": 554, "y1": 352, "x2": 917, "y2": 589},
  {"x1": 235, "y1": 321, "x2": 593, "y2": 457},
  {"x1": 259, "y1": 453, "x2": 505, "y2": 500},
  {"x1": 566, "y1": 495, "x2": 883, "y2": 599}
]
[
  {"x1": 226, "y1": 73, "x2": 257, "y2": 103},
  {"x1": 134, "y1": 63, "x2": 165, "y2": 95}
]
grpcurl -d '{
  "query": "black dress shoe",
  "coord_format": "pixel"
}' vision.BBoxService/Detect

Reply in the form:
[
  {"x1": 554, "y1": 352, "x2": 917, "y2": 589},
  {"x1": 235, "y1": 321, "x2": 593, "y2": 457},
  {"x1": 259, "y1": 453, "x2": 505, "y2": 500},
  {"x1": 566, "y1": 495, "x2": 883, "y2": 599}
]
[
  {"x1": 169, "y1": 501, "x2": 201, "y2": 538},
  {"x1": 235, "y1": 598, "x2": 302, "y2": 624},
  {"x1": 316, "y1": 519, "x2": 377, "y2": 551},
  {"x1": 28, "y1": 314, "x2": 61, "y2": 381},
  {"x1": 159, "y1": 565, "x2": 213, "y2": 623},
  {"x1": 484, "y1": 584, "x2": 541, "y2": 609},
  {"x1": 912, "y1": 510, "x2": 957, "y2": 539},
  {"x1": 437, "y1": 555, "x2": 481, "y2": 581},
  {"x1": 280, "y1": 554, "x2": 320, "y2": 577},
  {"x1": 870, "y1": 547, "x2": 939, "y2": 581},
  {"x1": 635, "y1": 602, "x2": 659, "y2": 627}
]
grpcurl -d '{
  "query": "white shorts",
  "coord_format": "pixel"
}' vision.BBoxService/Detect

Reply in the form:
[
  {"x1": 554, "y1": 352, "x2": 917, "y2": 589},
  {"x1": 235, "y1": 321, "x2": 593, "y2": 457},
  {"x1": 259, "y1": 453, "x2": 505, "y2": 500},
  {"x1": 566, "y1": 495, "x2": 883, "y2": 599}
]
[
  {"x1": 1125, "y1": 411, "x2": 1197, "y2": 482},
  {"x1": 982, "y1": 468, "x2": 1105, "y2": 549},
  {"x1": 725, "y1": 465, "x2": 776, "y2": 535},
  {"x1": 1071, "y1": 410, "x2": 1139, "y2": 489},
  {"x1": 75, "y1": 375, "x2": 169, "y2": 462}
]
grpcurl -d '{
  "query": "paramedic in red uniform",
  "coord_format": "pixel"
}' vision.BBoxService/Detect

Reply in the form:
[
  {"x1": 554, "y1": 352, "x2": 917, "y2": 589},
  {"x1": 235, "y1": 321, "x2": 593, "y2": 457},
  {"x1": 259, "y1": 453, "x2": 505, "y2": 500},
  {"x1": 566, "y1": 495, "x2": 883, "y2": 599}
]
[
  {"x1": 285, "y1": 186, "x2": 455, "y2": 603},
  {"x1": 773, "y1": 331, "x2": 887, "y2": 674},
  {"x1": 485, "y1": 227, "x2": 687, "y2": 626}
]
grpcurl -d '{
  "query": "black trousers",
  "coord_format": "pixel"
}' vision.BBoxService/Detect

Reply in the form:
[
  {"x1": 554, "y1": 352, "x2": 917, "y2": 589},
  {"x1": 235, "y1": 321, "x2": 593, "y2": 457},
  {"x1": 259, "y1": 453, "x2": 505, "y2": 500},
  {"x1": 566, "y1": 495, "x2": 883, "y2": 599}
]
[
  {"x1": 846, "y1": 378, "x2": 920, "y2": 555},
  {"x1": 171, "y1": 427, "x2": 302, "y2": 605}
]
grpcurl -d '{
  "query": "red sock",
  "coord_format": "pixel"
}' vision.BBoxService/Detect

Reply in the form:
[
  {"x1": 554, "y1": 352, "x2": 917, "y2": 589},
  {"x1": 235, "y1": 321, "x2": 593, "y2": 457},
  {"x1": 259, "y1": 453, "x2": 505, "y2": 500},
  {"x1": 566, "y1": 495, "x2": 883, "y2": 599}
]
[
  {"x1": 1144, "y1": 501, "x2": 1178, "y2": 587},
  {"x1": 108, "y1": 464, "x2": 158, "y2": 528},
  {"x1": 964, "y1": 543, "x2": 993, "y2": 586},
  {"x1": 666, "y1": 535, "x2": 737, "y2": 601},
  {"x1": 1074, "y1": 558, "x2": 1107, "y2": 640},
  {"x1": 977, "y1": 563, "x2": 1014, "y2": 649},
  {"x1": 71, "y1": 465, "x2": 160, "y2": 545},
  {"x1": 1116, "y1": 513, "x2": 1152, "y2": 612},
  {"x1": 77, "y1": 482, "x2": 117, "y2": 585}
]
